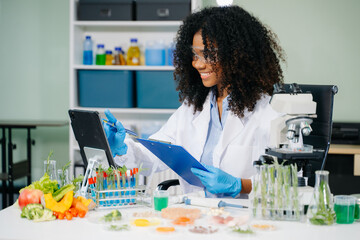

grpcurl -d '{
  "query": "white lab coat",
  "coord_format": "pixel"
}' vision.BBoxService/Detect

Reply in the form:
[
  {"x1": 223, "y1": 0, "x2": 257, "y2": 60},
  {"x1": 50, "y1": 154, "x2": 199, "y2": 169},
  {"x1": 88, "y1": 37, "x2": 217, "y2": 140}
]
[{"x1": 115, "y1": 93, "x2": 280, "y2": 195}]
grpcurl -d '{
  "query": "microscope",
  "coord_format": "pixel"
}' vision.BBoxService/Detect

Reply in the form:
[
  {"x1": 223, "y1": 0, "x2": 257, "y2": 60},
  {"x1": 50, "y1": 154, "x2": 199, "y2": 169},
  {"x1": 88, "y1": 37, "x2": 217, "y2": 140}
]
[{"x1": 263, "y1": 83, "x2": 324, "y2": 186}]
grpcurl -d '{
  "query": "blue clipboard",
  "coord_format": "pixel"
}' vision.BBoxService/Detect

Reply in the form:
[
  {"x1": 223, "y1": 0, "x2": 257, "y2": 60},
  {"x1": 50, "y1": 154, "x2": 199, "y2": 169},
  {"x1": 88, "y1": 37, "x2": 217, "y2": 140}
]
[{"x1": 136, "y1": 138, "x2": 208, "y2": 188}]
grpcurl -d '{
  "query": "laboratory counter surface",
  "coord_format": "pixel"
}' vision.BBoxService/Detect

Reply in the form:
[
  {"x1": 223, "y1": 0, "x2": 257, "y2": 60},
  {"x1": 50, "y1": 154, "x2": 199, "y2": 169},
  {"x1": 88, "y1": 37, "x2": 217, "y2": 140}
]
[{"x1": 0, "y1": 199, "x2": 359, "y2": 240}]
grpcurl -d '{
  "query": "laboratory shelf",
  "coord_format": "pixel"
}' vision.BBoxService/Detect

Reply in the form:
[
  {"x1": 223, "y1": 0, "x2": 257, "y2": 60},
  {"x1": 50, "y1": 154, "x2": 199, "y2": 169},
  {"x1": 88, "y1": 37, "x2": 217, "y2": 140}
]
[
  {"x1": 72, "y1": 106, "x2": 177, "y2": 115},
  {"x1": 73, "y1": 65, "x2": 175, "y2": 71},
  {"x1": 74, "y1": 21, "x2": 182, "y2": 27}
]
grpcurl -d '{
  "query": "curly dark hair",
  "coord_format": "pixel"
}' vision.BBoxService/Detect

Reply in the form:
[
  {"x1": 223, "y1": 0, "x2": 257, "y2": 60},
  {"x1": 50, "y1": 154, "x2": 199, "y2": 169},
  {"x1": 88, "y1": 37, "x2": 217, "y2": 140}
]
[{"x1": 173, "y1": 6, "x2": 285, "y2": 118}]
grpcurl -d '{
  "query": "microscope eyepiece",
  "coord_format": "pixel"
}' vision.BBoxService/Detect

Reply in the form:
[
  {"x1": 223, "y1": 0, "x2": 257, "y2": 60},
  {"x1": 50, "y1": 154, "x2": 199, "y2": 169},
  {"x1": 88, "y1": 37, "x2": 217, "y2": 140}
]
[
  {"x1": 290, "y1": 83, "x2": 302, "y2": 93},
  {"x1": 273, "y1": 83, "x2": 286, "y2": 94}
]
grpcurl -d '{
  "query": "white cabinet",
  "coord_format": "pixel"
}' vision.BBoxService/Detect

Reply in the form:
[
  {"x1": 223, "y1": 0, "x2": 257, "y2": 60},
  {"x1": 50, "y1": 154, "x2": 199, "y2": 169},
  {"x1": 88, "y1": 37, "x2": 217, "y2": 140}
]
[{"x1": 69, "y1": 0, "x2": 199, "y2": 174}]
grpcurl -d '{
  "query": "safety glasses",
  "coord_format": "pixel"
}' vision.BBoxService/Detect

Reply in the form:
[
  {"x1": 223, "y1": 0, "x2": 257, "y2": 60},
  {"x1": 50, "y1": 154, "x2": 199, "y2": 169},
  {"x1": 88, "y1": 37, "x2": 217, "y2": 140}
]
[{"x1": 191, "y1": 46, "x2": 218, "y2": 64}]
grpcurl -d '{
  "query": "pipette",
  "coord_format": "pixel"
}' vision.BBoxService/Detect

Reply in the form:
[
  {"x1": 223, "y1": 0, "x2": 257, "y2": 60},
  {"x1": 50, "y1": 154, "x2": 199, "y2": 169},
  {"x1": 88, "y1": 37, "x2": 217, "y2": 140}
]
[
  {"x1": 182, "y1": 196, "x2": 248, "y2": 209},
  {"x1": 102, "y1": 119, "x2": 138, "y2": 137}
]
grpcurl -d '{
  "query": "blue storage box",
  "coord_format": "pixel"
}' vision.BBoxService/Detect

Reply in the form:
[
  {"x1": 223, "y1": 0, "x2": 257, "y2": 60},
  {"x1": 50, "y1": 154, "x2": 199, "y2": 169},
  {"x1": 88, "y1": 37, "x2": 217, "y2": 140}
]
[
  {"x1": 78, "y1": 70, "x2": 134, "y2": 108},
  {"x1": 136, "y1": 71, "x2": 180, "y2": 108}
]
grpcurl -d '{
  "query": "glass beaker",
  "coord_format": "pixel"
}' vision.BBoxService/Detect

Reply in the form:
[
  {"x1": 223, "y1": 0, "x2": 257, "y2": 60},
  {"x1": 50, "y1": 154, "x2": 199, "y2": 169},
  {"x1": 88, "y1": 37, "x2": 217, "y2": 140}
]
[
  {"x1": 307, "y1": 170, "x2": 336, "y2": 225},
  {"x1": 44, "y1": 160, "x2": 57, "y2": 181},
  {"x1": 57, "y1": 169, "x2": 70, "y2": 188}
]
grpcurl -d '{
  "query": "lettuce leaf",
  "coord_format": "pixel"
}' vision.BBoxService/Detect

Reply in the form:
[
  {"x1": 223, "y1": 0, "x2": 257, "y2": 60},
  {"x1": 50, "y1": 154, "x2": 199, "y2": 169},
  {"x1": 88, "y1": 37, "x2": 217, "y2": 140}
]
[{"x1": 21, "y1": 173, "x2": 59, "y2": 194}]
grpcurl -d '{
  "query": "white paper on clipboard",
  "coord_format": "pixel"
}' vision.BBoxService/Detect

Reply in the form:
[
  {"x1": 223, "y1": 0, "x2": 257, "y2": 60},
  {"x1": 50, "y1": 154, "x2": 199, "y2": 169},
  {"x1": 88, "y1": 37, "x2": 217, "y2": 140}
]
[{"x1": 136, "y1": 138, "x2": 209, "y2": 188}]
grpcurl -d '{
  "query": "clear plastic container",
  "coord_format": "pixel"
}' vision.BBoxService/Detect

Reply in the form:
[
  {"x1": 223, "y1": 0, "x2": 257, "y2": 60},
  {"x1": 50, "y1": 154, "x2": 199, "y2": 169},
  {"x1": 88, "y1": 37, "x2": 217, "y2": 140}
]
[
  {"x1": 153, "y1": 190, "x2": 168, "y2": 211},
  {"x1": 83, "y1": 35, "x2": 93, "y2": 65},
  {"x1": 145, "y1": 40, "x2": 165, "y2": 66},
  {"x1": 167, "y1": 42, "x2": 175, "y2": 66},
  {"x1": 334, "y1": 195, "x2": 356, "y2": 224},
  {"x1": 126, "y1": 38, "x2": 140, "y2": 65}
]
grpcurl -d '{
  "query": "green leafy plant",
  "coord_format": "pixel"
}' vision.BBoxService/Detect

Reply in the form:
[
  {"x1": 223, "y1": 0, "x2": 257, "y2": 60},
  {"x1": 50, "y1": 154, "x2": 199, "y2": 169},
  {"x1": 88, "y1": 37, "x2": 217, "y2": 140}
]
[
  {"x1": 107, "y1": 224, "x2": 129, "y2": 231},
  {"x1": 291, "y1": 164, "x2": 301, "y2": 220},
  {"x1": 260, "y1": 165, "x2": 268, "y2": 217},
  {"x1": 72, "y1": 175, "x2": 84, "y2": 192},
  {"x1": 102, "y1": 210, "x2": 122, "y2": 222},
  {"x1": 231, "y1": 226, "x2": 254, "y2": 234},
  {"x1": 45, "y1": 150, "x2": 54, "y2": 175}
]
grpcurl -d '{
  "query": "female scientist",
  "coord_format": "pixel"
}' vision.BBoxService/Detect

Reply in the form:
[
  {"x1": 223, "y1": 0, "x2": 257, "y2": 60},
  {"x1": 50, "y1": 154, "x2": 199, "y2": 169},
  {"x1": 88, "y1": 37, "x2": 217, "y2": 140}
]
[{"x1": 104, "y1": 6, "x2": 285, "y2": 198}]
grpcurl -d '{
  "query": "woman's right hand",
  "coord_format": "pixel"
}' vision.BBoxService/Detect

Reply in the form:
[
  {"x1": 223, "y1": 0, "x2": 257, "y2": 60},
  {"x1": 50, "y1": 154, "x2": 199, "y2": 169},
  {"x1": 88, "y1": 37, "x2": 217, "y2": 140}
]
[{"x1": 103, "y1": 109, "x2": 128, "y2": 157}]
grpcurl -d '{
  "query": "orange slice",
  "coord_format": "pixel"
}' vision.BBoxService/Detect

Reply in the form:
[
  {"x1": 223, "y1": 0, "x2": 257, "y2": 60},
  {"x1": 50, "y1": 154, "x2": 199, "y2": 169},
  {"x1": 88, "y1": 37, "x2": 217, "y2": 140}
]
[
  {"x1": 156, "y1": 227, "x2": 175, "y2": 233},
  {"x1": 173, "y1": 217, "x2": 193, "y2": 226}
]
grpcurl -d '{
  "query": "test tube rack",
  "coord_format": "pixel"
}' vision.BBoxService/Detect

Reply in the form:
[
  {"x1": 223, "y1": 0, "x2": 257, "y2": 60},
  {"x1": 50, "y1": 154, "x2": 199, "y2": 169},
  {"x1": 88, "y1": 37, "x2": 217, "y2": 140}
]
[
  {"x1": 250, "y1": 163, "x2": 305, "y2": 222},
  {"x1": 90, "y1": 185, "x2": 147, "y2": 210}
]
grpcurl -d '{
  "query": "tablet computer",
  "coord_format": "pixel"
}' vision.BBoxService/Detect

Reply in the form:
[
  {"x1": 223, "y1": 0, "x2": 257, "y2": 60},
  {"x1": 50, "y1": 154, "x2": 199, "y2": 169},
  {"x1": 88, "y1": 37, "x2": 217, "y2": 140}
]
[
  {"x1": 136, "y1": 138, "x2": 209, "y2": 188},
  {"x1": 68, "y1": 109, "x2": 115, "y2": 167}
]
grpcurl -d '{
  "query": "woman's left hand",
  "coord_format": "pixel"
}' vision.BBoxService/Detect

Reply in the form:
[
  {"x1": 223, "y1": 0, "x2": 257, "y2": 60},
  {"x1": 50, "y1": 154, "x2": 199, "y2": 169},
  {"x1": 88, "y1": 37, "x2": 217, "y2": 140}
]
[{"x1": 191, "y1": 164, "x2": 242, "y2": 198}]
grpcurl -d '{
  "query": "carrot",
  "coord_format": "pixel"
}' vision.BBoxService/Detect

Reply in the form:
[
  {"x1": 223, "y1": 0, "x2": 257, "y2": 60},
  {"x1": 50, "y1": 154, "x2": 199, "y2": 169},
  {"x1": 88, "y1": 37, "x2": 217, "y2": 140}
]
[
  {"x1": 71, "y1": 197, "x2": 88, "y2": 214},
  {"x1": 65, "y1": 211, "x2": 73, "y2": 220}
]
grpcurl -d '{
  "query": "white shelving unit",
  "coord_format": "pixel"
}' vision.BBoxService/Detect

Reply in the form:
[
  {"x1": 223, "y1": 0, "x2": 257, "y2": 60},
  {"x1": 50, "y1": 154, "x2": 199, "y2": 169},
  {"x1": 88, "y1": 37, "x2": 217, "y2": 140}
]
[
  {"x1": 68, "y1": 1, "x2": 201, "y2": 193},
  {"x1": 68, "y1": 0, "x2": 201, "y2": 174}
]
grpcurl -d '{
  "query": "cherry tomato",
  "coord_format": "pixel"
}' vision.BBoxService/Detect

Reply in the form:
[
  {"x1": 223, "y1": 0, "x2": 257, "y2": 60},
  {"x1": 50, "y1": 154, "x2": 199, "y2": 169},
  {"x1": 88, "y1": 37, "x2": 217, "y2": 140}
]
[
  {"x1": 53, "y1": 211, "x2": 59, "y2": 218},
  {"x1": 69, "y1": 208, "x2": 78, "y2": 217},
  {"x1": 78, "y1": 211, "x2": 86, "y2": 218},
  {"x1": 58, "y1": 213, "x2": 65, "y2": 220},
  {"x1": 65, "y1": 211, "x2": 73, "y2": 220}
]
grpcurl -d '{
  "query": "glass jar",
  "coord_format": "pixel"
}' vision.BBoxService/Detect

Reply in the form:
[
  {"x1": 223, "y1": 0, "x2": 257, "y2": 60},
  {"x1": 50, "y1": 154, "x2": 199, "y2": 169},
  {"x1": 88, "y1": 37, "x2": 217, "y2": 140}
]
[
  {"x1": 307, "y1": 170, "x2": 336, "y2": 225},
  {"x1": 44, "y1": 160, "x2": 57, "y2": 181}
]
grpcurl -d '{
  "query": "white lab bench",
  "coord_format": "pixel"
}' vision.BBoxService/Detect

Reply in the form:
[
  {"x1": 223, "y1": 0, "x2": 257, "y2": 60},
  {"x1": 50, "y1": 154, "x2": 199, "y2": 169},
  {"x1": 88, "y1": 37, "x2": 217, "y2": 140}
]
[{"x1": 0, "y1": 198, "x2": 359, "y2": 240}]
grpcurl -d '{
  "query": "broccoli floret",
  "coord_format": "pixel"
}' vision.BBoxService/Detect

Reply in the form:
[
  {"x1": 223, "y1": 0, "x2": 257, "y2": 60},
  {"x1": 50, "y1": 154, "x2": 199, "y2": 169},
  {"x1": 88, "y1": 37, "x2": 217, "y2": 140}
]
[
  {"x1": 21, "y1": 204, "x2": 55, "y2": 222},
  {"x1": 33, "y1": 208, "x2": 56, "y2": 222},
  {"x1": 21, "y1": 204, "x2": 43, "y2": 219}
]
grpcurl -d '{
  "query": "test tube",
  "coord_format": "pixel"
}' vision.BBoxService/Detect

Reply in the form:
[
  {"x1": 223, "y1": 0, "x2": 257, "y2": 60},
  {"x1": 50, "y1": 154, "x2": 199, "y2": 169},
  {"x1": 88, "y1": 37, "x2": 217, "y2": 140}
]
[
  {"x1": 114, "y1": 173, "x2": 120, "y2": 206},
  {"x1": 88, "y1": 177, "x2": 95, "y2": 200},
  {"x1": 108, "y1": 173, "x2": 114, "y2": 206},
  {"x1": 120, "y1": 171, "x2": 125, "y2": 205},
  {"x1": 125, "y1": 170, "x2": 130, "y2": 204},
  {"x1": 133, "y1": 168, "x2": 139, "y2": 188},
  {"x1": 130, "y1": 169, "x2": 135, "y2": 204},
  {"x1": 103, "y1": 172, "x2": 108, "y2": 206}
]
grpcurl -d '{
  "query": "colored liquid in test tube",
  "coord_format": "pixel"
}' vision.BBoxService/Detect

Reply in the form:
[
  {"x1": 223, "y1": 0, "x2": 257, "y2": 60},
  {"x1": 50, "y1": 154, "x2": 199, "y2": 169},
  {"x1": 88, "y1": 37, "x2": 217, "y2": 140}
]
[
  {"x1": 108, "y1": 174, "x2": 114, "y2": 206},
  {"x1": 131, "y1": 168, "x2": 137, "y2": 204},
  {"x1": 114, "y1": 174, "x2": 120, "y2": 206},
  {"x1": 88, "y1": 177, "x2": 95, "y2": 199},
  {"x1": 103, "y1": 172, "x2": 108, "y2": 206},
  {"x1": 130, "y1": 169, "x2": 135, "y2": 204},
  {"x1": 120, "y1": 172, "x2": 125, "y2": 206},
  {"x1": 125, "y1": 170, "x2": 130, "y2": 204}
]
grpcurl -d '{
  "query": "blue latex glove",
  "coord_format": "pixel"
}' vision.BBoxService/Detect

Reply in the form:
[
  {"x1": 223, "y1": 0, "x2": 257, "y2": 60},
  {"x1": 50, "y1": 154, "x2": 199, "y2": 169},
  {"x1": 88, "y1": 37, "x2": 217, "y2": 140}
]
[
  {"x1": 191, "y1": 164, "x2": 242, "y2": 198},
  {"x1": 103, "y1": 109, "x2": 128, "y2": 157}
]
